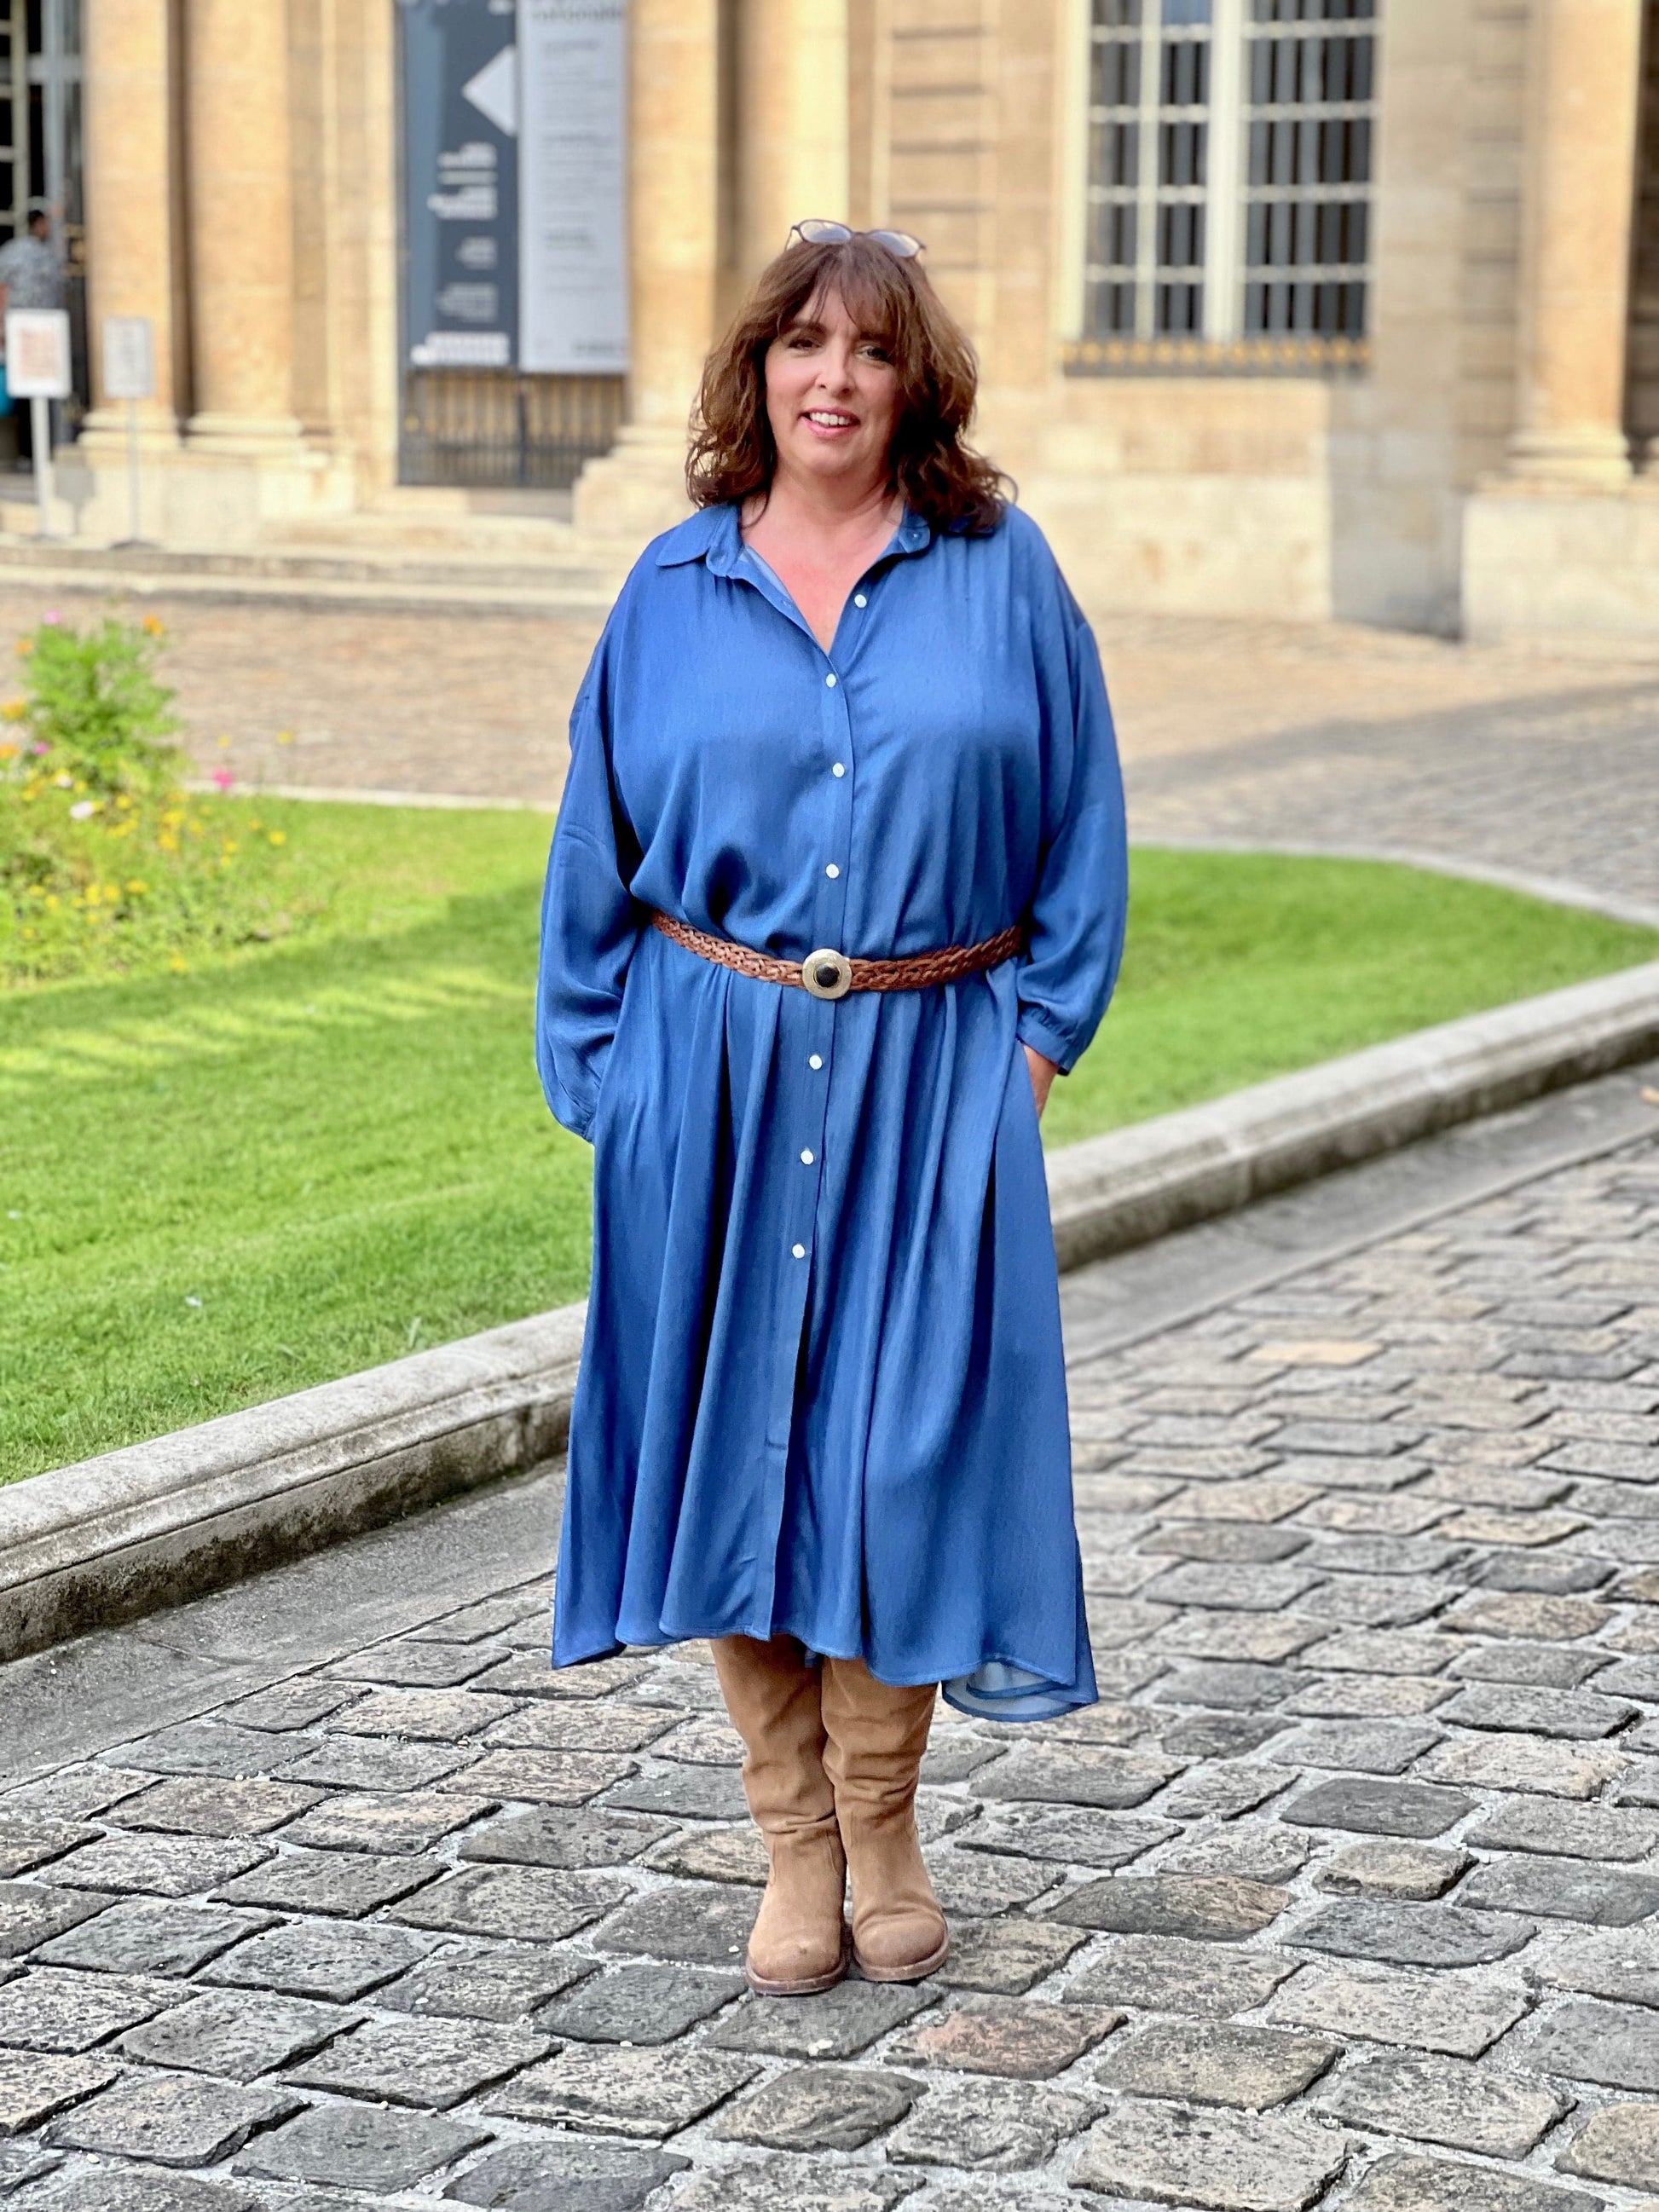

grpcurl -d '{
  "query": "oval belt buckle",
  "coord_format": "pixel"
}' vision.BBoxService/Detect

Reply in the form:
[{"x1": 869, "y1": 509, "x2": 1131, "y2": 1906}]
[{"x1": 801, "y1": 947, "x2": 853, "y2": 1001}]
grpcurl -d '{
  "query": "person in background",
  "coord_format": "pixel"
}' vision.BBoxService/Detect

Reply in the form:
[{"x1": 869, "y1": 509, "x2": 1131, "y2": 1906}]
[{"x1": 0, "y1": 205, "x2": 67, "y2": 468}]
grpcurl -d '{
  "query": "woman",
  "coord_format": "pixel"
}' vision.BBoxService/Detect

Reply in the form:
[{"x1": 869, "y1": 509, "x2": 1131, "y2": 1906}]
[{"x1": 537, "y1": 225, "x2": 1127, "y2": 1997}]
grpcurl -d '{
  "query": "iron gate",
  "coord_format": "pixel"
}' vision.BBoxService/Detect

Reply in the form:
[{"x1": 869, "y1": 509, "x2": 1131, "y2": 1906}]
[{"x1": 399, "y1": 367, "x2": 624, "y2": 491}]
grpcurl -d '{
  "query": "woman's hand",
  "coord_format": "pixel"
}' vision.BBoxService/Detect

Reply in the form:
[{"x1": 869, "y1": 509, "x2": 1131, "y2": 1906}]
[{"x1": 1023, "y1": 1043, "x2": 1059, "y2": 1118}]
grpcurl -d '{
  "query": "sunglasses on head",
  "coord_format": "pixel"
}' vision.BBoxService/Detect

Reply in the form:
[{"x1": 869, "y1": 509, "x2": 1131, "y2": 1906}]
[{"x1": 789, "y1": 219, "x2": 925, "y2": 261}]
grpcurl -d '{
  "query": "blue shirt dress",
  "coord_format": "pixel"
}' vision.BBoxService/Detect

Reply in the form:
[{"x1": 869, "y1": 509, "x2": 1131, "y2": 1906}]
[{"x1": 536, "y1": 499, "x2": 1128, "y2": 1720}]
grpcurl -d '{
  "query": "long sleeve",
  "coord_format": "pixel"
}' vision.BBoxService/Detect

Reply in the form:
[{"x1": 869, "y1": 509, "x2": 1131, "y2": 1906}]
[
  {"x1": 1014, "y1": 588, "x2": 1129, "y2": 1074},
  {"x1": 535, "y1": 638, "x2": 644, "y2": 1141}
]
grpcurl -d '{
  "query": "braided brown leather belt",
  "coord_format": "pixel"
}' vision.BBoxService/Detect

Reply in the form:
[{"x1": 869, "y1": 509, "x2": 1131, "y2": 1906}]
[{"x1": 650, "y1": 910, "x2": 1024, "y2": 1001}]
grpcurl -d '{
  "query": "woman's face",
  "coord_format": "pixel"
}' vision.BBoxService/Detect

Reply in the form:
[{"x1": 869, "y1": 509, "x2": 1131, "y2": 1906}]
[{"x1": 763, "y1": 286, "x2": 901, "y2": 498}]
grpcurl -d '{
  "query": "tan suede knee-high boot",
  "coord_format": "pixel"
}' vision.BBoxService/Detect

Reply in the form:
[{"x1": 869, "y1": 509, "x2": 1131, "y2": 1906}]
[
  {"x1": 711, "y1": 1635, "x2": 849, "y2": 1995},
  {"x1": 819, "y1": 1656, "x2": 949, "y2": 1981}
]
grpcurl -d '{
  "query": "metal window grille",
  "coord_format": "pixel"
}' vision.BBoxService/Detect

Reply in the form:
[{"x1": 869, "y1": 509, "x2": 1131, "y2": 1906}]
[
  {"x1": 399, "y1": 368, "x2": 625, "y2": 491},
  {"x1": 1084, "y1": 0, "x2": 1375, "y2": 355}
]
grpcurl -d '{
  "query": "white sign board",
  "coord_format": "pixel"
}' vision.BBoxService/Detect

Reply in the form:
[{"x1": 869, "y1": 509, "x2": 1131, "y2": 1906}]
[
  {"x1": 6, "y1": 309, "x2": 72, "y2": 398},
  {"x1": 102, "y1": 315, "x2": 155, "y2": 401},
  {"x1": 517, "y1": 0, "x2": 628, "y2": 375}
]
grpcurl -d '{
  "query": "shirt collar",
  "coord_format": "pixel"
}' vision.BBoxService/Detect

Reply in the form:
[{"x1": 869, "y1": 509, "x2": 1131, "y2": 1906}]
[{"x1": 655, "y1": 500, "x2": 934, "y2": 573}]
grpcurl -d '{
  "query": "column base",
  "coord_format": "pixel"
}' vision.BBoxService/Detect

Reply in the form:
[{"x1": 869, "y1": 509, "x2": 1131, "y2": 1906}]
[
  {"x1": 572, "y1": 424, "x2": 696, "y2": 546},
  {"x1": 1462, "y1": 476, "x2": 1659, "y2": 650},
  {"x1": 1502, "y1": 424, "x2": 1633, "y2": 488},
  {"x1": 185, "y1": 413, "x2": 314, "y2": 463}
]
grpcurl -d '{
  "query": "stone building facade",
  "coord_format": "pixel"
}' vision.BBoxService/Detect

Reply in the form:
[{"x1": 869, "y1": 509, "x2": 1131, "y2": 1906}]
[{"x1": 67, "y1": 0, "x2": 1659, "y2": 644}]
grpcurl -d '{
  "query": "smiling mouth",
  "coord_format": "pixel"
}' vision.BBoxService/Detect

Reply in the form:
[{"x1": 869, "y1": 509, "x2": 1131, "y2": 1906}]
[{"x1": 803, "y1": 409, "x2": 858, "y2": 431}]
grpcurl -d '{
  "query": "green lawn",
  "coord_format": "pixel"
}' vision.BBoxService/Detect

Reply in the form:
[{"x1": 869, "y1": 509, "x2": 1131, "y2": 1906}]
[{"x1": 3, "y1": 798, "x2": 1654, "y2": 1483}]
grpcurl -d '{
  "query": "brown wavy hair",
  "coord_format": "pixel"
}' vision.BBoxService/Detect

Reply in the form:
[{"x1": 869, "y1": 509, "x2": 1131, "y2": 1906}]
[{"x1": 686, "y1": 234, "x2": 1011, "y2": 534}]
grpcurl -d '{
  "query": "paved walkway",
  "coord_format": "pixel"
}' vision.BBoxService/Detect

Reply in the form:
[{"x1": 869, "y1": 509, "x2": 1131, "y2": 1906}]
[
  {"x1": 3, "y1": 582, "x2": 1659, "y2": 907},
  {"x1": 3, "y1": 1070, "x2": 1659, "y2": 2211}
]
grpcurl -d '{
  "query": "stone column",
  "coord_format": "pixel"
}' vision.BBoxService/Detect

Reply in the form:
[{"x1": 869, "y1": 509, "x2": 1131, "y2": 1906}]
[
  {"x1": 182, "y1": 0, "x2": 304, "y2": 452},
  {"x1": 1506, "y1": 0, "x2": 1645, "y2": 483},
  {"x1": 78, "y1": 0, "x2": 182, "y2": 453},
  {"x1": 574, "y1": 0, "x2": 720, "y2": 537},
  {"x1": 740, "y1": 0, "x2": 851, "y2": 279}
]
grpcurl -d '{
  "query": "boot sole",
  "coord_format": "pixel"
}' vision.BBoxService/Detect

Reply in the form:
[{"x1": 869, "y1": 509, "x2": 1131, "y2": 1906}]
[
  {"x1": 745, "y1": 1929, "x2": 852, "y2": 1997},
  {"x1": 852, "y1": 1927, "x2": 951, "y2": 1983}
]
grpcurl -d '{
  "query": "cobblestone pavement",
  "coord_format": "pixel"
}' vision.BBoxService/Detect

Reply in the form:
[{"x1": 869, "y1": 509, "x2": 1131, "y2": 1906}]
[
  {"x1": 4, "y1": 1114, "x2": 1659, "y2": 2209},
  {"x1": 4, "y1": 580, "x2": 1659, "y2": 907}
]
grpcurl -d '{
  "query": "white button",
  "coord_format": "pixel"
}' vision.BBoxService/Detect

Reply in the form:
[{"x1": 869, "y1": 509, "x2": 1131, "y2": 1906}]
[
  {"x1": 825, "y1": 863, "x2": 839, "y2": 879},
  {"x1": 832, "y1": 762, "x2": 845, "y2": 777},
  {"x1": 809, "y1": 1054, "x2": 823, "y2": 1070},
  {"x1": 801, "y1": 1148, "x2": 814, "y2": 1165},
  {"x1": 853, "y1": 593, "x2": 867, "y2": 608},
  {"x1": 792, "y1": 1243, "x2": 806, "y2": 1259},
  {"x1": 825, "y1": 673, "x2": 837, "y2": 688}
]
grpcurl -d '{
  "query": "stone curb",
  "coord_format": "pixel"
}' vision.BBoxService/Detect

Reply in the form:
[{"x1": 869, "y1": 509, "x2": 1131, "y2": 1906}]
[{"x1": 4, "y1": 957, "x2": 1658, "y2": 1663}]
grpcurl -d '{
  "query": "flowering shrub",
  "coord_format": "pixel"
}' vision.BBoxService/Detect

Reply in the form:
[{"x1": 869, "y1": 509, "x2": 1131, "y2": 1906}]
[{"x1": 1, "y1": 613, "x2": 321, "y2": 985}]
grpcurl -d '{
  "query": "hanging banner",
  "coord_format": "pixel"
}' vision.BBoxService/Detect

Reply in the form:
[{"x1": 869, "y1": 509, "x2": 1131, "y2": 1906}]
[
  {"x1": 518, "y1": 0, "x2": 628, "y2": 374},
  {"x1": 400, "y1": 0, "x2": 519, "y2": 370}
]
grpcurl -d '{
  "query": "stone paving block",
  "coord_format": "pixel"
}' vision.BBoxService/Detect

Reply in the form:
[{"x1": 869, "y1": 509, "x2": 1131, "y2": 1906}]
[
  {"x1": 1292, "y1": 1898, "x2": 1535, "y2": 1968},
  {"x1": 538, "y1": 1962, "x2": 743, "y2": 2045},
  {"x1": 0, "y1": 1825, "x2": 96, "y2": 1881},
  {"x1": 50, "y1": 1833, "x2": 271, "y2": 1898},
  {"x1": 712, "y1": 2063, "x2": 921, "y2": 2151},
  {"x1": 1458, "y1": 1852, "x2": 1659, "y2": 1926},
  {"x1": 1440, "y1": 1685, "x2": 1639, "y2": 1739},
  {"x1": 1267, "y1": 1962, "x2": 1529, "y2": 2055},
  {"x1": 1478, "y1": 1551, "x2": 1612, "y2": 1594},
  {"x1": 46, "y1": 2071, "x2": 299, "y2": 2165},
  {"x1": 201, "y1": 1918, "x2": 432, "y2": 2000},
  {"x1": 483, "y1": 1703, "x2": 677, "y2": 1754},
  {"x1": 0, "y1": 2051, "x2": 117, "y2": 2134},
  {"x1": 1298, "y1": 1579, "x2": 1456, "y2": 1630},
  {"x1": 235, "y1": 2103, "x2": 492, "y2": 2191},
  {"x1": 2, "y1": 1771, "x2": 147, "y2": 1822},
  {"x1": 1275, "y1": 1418, "x2": 1421, "y2": 1458},
  {"x1": 442, "y1": 2139, "x2": 692, "y2": 2212},
  {"x1": 887, "y1": 1995, "x2": 1121, "y2": 2077},
  {"x1": 1152, "y1": 1613, "x2": 1327, "y2": 1662},
  {"x1": 639, "y1": 1825, "x2": 768, "y2": 1885},
  {"x1": 1558, "y1": 2105, "x2": 1659, "y2": 2190},
  {"x1": 973, "y1": 1744, "x2": 1180, "y2": 1809},
  {"x1": 0, "y1": 2142, "x2": 61, "y2": 2192},
  {"x1": 1072, "y1": 2099, "x2": 1348, "y2": 2210},
  {"x1": 329, "y1": 1637, "x2": 508, "y2": 1688},
  {"x1": 1318, "y1": 2051, "x2": 1567, "y2": 2158},
  {"x1": 214, "y1": 1846, "x2": 443, "y2": 1917},
  {"x1": 1535, "y1": 1924, "x2": 1659, "y2": 2007},
  {"x1": 1158, "y1": 1712, "x2": 1290, "y2": 1759},
  {"x1": 1417, "y1": 1735, "x2": 1626, "y2": 1799},
  {"x1": 1281, "y1": 1675, "x2": 1454, "y2": 1719},
  {"x1": 708, "y1": 1978, "x2": 931, "y2": 2059},
  {"x1": 1054, "y1": 1874, "x2": 1287, "y2": 1941},
  {"x1": 220, "y1": 1680, "x2": 361, "y2": 1731},
  {"x1": 1041, "y1": 1698, "x2": 1157, "y2": 1745},
  {"x1": 1158, "y1": 1763, "x2": 1289, "y2": 1818},
  {"x1": 1470, "y1": 1795, "x2": 1659, "y2": 1860},
  {"x1": 274, "y1": 1736, "x2": 466, "y2": 1792},
  {"x1": 114, "y1": 1724, "x2": 302, "y2": 1779},
  {"x1": 585, "y1": 1882, "x2": 754, "y2": 1966},
  {"x1": 928, "y1": 1915, "x2": 1089, "y2": 1994},
  {"x1": 1165, "y1": 1478, "x2": 1322, "y2": 1521},
  {"x1": 102, "y1": 1776, "x2": 323, "y2": 1838},
  {"x1": 1267, "y1": 1721, "x2": 1444, "y2": 1774},
  {"x1": 378, "y1": 1941, "x2": 592, "y2": 2024},
  {"x1": 459, "y1": 1805, "x2": 676, "y2": 1872},
  {"x1": 442, "y1": 1749, "x2": 637, "y2": 1805},
  {"x1": 486, "y1": 2042, "x2": 759, "y2": 2138},
  {"x1": 32, "y1": 1900, "x2": 277, "y2": 1978},
  {"x1": 922, "y1": 1848, "x2": 1059, "y2": 1917},
  {"x1": 1617, "y1": 1759, "x2": 1659, "y2": 1806},
  {"x1": 1353, "y1": 2149, "x2": 1607, "y2": 2212},
  {"x1": 601, "y1": 1766, "x2": 749, "y2": 1821},
  {"x1": 1151, "y1": 1662, "x2": 1304, "y2": 1708},
  {"x1": 1097, "y1": 2021, "x2": 1339, "y2": 2109},
  {"x1": 1159, "y1": 1823, "x2": 1311, "y2": 1884},
  {"x1": 1515, "y1": 1999, "x2": 1659, "y2": 2089},
  {"x1": 885, "y1": 2074, "x2": 1101, "y2": 2171},
  {"x1": 0, "y1": 1968, "x2": 176, "y2": 2051},
  {"x1": 663, "y1": 2158, "x2": 916, "y2": 2212},
  {"x1": 328, "y1": 1688, "x2": 515, "y2": 1741},
  {"x1": 413, "y1": 1591, "x2": 550, "y2": 1645},
  {"x1": 1305, "y1": 1631, "x2": 1477, "y2": 1678},
  {"x1": 1136, "y1": 1523, "x2": 1310, "y2": 1563},
  {"x1": 14, "y1": 2169, "x2": 258, "y2": 2210},
  {"x1": 657, "y1": 1715, "x2": 745, "y2": 1766},
  {"x1": 1593, "y1": 1657, "x2": 1659, "y2": 1699},
  {"x1": 1299, "y1": 1494, "x2": 1453, "y2": 1535},
  {"x1": 286, "y1": 2014, "x2": 550, "y2": 2107},
  {"x1": 1139, "y1": 1562, "x2": 1325, "y2": 1611},
  {"x1": 282, "y1": 1790, "x2": 497, "y2": 1856},
  {"x1": 362, "y1": 1854, "x2": 621, "y2": 1950},
  {"x1": 1443, "y1": 1592, "x2": 1614, "y2": 1641},
  {"x1": 119, "y1": 1986, "x2": 356, "y2": 2079},
  {"x1": 1315, "y1": 1842, "x2": 1469, "y2": 1899},
  {"x1": 0, "y1": 1886, "x2": 112, "y2": 1959}
]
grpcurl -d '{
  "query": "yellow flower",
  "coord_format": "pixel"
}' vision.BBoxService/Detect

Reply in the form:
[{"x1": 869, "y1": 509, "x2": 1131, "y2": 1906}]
[
  {"x1": 125, "y1": 880, "x2": 149, "y2": 894},
  {"x1": 14, "y1": 638, "x2": 31, "y2": 657},
  {"x1": 158, "y1": 832, "x2": 179, "y2": 852},
  {"x1": 169, "y1": 955, "x2": 187, "y2": 973},
  {"x1": 217, "y1": 735, "x2": 232, "y2": 749},
  {"x1": 0, "y1": 702, "x2": 23, "y2": 722},
  {"x1": 267, "y1": 829, "x2": 286, "y2": 846},
  {"x1": 142, "y1": 615, "x2": 165, "y2": 636},
  {"x1": 0, "y1": 742, "x2": 14, "y2": 759},
  {"x1": 275, "y1": 729, "x2": 295, "y2": 746},
  {"x1": 43, "y1": 893, "x2": 58, "y2": 910}
]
